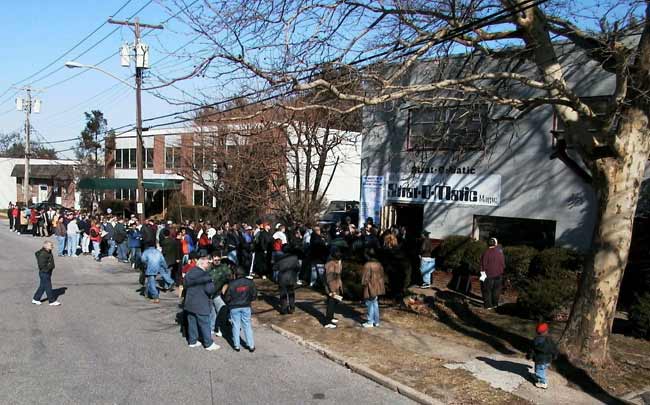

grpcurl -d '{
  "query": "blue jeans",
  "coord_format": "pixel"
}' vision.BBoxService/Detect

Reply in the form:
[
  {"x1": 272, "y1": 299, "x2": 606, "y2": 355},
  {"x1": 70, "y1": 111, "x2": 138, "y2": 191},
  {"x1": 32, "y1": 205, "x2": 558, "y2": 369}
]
[
  {"x1": 227, "y1": 250, "x2": 238, "y2": 265},
  {"x1": 187, "y1": 312, "x2": 213, "y2": 347},
  {"x1": 107, "y1": 239, "x2": 116, "y2": 258},
  {"x1": 129, "y1": 247, "x2": 142, "y2": 267},
  {"x1": 33, "y1": 272, "x2": 54, "y2": 303},
  {"x1": 159, "y1": 267, "x2": 175, "y2": 289},
  {"x1": 92, "y1": 241, "x2": 101, "y2": 260},
  {"x1": 535, "y1": 363, "x2": 548, "y2": 385},
  {"x1": 209, "y1": 295, "x2": 226, "y2": 332},
  {"x1": 230, "y1": 307, "x2": 254, "y2": 349},
  {"x1": 365, "y1": 297, "x2": 380, "y2": 326},
  {"x1": 146, "y1": 275, "x2": 159, "y2": 299},
  {"x1": 117, "y1": 241, "x2": 128, "y2": 261},
  {"x1": 67, "y1": 234, "x2": 79, "y2": 256},
  {"x1": 420, "y1": 257, "x2": 436, "y2": 285},
  {"x1": 310, "y1": 264, "x2": 324, "y2": 287},
  {"x1": 55, "y1": 235, "x2": 66, "y2": 256}
]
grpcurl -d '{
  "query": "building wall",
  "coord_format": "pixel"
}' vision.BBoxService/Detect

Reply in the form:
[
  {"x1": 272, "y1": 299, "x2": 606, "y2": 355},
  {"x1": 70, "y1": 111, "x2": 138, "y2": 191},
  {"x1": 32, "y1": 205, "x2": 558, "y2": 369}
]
[{"x1": 360, "y1": 50, "x2": 621, "y2": 251}]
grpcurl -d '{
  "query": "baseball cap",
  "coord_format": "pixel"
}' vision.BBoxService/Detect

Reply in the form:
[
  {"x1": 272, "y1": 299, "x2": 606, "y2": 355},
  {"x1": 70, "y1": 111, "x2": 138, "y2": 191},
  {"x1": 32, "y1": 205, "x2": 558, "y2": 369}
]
[{"x1": 536, "y1": 323, "x2": 549, "y2": 334}]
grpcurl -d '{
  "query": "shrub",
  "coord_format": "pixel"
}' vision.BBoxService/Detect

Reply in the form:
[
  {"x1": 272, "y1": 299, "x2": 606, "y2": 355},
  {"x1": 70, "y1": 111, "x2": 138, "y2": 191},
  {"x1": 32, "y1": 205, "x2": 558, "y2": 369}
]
[
  {"x1": 629, "y1": 293, "x2": 650, "y2": 340},
  {"x1": 503, "y1": 246, "x2": 538, "y2": 288},
  {"x1": 517, "y1": 247, "x2": 581, "y2": 320},
  {"x1": 438, "y1": 236, "x2": 487, "y2": 275}
]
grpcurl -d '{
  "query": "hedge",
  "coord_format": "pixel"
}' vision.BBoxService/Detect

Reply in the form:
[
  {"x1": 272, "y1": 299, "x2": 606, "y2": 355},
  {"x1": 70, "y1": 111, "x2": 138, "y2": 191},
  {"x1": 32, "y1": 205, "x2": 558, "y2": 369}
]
[{"x1": 438, "y1": 236, "x2": 487, "y2": 275}]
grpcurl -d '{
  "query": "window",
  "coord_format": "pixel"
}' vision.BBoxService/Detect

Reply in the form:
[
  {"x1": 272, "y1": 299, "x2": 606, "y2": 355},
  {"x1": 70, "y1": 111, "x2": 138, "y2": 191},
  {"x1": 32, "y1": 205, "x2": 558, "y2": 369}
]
[
  {"x1": 165, "y1": 147, "x2": 181, "y2": 169},
  {"x1": 115, "y1": 148, "x2": 137, "y2": 169},
  {"x1": 552, "y1": 97, "x2": 610, "y2": 141},
  {"x1": 407, "y1": 103, "x2": 488, "y2": 151},
  {"x1": 115, "y1": 188, "x2": 136, "y2": 201},
  {"x1": 145, "y1": 148, "x2": 154, "y2": 169},
  {"x1": 193, "y1": 147, "x2": 207, "y2": 169},
  {"x1": 193, "y1": 190, "x2": 211, "y2": 206}
]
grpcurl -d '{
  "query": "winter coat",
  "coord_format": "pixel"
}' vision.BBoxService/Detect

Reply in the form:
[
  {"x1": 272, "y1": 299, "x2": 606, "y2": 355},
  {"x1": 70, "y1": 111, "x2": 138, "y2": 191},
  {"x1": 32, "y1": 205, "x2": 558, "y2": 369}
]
[
  {"x1": 224, "y1": 277, "x2": 256, "y2": 309},
  {"x1": 309, "y1": 233, "x2": 329, "y2": 264},
  {"x1": 54, "y1": 221, "x2": 67, "y2": 237},
  {"x1": 420, "y1": 238, "x2": 433, "y2": 258},
  {"x1": 127, "y1": 229, "x2": 142, "y2": 249},
  {"x1": 183, "y1": 267, "x2": 216, "y2": 315},
  {"x1": 35, "y1": 248, "x2": 55, "y2": 273},
  {"x1": 324, "y1": 259, "x2": 343, "y2": 295},
  {"x1": 102, "y1": 222, "x2": 115, "y2": 241},
  {"x1": 141, "y1": 247, "x2": 167, "y2": 276},
  {"x1": 254, "y1": 230, "x2": 272, "y2": 253},
  {"x1": 140, "y1": 224, "x2": 157, "y2": 248},
  {"x1": 362, "y1": 260, "x2": 385, "y2": 299},
  {"x1": 527, "y1": 335, "x2": 558, "y2": 365},
  {"x1": 160, "y1": 237, "x2": 181, "y2": 266},
  {"x1": 480, "y1": 247, "x2": 505, "y2": 278},
  {"x1": 66, "y1": 220, "x2": 80, "y2": 236},
  {"x1": 114, "y1": 223, "x2": 127, "y2": 243},
  {"x1": 273, "y1": 254, "x2": 300, "y2": 287},
  {"x1": 208, "y1": 263, "x2": 232, "y2": 293}
]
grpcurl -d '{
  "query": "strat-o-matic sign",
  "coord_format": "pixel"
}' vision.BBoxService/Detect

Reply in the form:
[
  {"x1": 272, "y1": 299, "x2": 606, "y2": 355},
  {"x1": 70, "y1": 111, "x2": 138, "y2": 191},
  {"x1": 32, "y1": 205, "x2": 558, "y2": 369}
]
[{"x1": 386, "y1": 173, "x2": 501, "y2": 206}]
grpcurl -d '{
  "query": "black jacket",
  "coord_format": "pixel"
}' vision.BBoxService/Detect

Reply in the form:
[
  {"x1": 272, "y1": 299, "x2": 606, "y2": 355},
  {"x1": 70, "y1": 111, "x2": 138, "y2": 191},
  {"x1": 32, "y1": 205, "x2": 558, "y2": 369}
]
[
  {"x1": 141, "y1": 224, "x2": 157, "y2": 248},
  {"x1": 309, "y1": 233, "x2": 329, "y2": 264},
  {"x1": 527, "y1": 335, "x2": 558, "y2": 365},
  {"x1": 254, "y1": 230, "x2": 272, "y2": 253},
  {"x1": 183, "y1": 267, "x2": 216, "y2": 315},
  {"x1": 160, "y1": 237, "x2": 181, "y2": 266},
  {"x1": 224, "y1": 277, "x2": 257, "y2": 308},
  {"x1": 35, "y1": 248, "x2": 55, "y2": 273},
  {"x1": 273, "y1": 254, "x2": 300, "y2": 287}
]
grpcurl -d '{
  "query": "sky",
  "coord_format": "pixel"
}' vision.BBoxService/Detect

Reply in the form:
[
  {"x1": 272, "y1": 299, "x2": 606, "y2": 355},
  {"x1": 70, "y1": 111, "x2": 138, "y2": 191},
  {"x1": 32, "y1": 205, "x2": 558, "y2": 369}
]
[{"x1": 0, "y1": 0, "x2": 211, "y2": 159}]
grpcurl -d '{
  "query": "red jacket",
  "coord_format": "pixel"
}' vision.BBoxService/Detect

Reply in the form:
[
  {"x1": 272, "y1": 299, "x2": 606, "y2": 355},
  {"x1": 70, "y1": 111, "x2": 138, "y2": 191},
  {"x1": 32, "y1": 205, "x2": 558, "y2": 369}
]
[{"x1": 480, "y1": 247, "x2": 505, "y2": 278}]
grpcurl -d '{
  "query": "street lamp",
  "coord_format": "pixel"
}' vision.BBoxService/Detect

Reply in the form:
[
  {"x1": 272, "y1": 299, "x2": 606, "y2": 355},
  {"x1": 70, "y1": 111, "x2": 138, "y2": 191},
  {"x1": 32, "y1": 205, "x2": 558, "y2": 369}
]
[{"x1": 65, "y1": 60, "x2": 146, "y2": 221}]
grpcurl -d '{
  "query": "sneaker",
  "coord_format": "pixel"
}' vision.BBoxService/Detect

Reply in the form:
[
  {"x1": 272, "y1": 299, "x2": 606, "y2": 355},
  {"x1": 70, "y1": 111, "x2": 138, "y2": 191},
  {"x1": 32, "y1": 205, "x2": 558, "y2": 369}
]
[
  {"x1": 152, "y1": 298, "x2": 160, "y2": 304},
  {"x1": 535, "y1": 382, "x2": 548, "y2": 389},
  {"x1": 234, "y1": 347, "x2": 241, "y2": 352},
  {"x1": 246, "y1": 275, "x2": 254, "y2": 280},
  {"x1": 205, "y1": 343, "x2": 220, "y2": 351},
  {"x1": 296, "y1": 280, "x2": 304, "y2": 286},
  {"x1": 262, "y1": 275, "x2": 267, "y2": 280},
  {"x1": 362, "y1": 322, "x2": 374, "y2": 328},
  {"x1": 248, "y1": 347, "x2": 255, "y2": 353},
  {"x1": 49, "y1": 301, "x2": 61, "y2": 306},
  {"x1": 331, "y1": 318, "x2": 339, "y2": 324},
  {"x1": 31, "y1": 299, "x2": 42, "y2": 305},
  {"x1": 421, "y1": 284, "x2": 431, "y2": 289},
  {"x1": 324, "y1": 323, "x2": 337, "y2": 329},
  {"x1": 188, "y1": 342, "x2": 202, "y2": 348},
  {"x1": 215, "y1": 330, "x2": 223, "y2": 337}
]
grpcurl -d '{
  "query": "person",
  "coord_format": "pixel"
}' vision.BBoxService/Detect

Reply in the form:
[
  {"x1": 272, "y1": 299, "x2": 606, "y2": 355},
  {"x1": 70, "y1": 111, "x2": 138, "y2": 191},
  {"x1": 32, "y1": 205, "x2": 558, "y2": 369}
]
[
  {"x1": 253, "y1": 222, "x2": 272, "y2": 279},
  {"x1": 11, "y1": 204, "x2": 19, "y2": 232},
  {"x1": 526, "y1": 322, "x2": 558, "y2": 389},
  {"x1": 361, "y1": 248, "x2": 385, "y2": 328},
  {"x1": 30, "y1": 207, "x2": 39, "y2": 236},
  {"x1": 7, "y1": 202, "x2": 14, "y2": 231},
  {"x1": 114, "y1": 218, "x2": 129, "y2": 263},
  {"x1": 54, "y1": 218, "x2": 67, "y2": 257},
  {"x1": 419, "y1": 231, "x2": 435, "y2": 288},
  {"x1": 309, "y1": 226, "x2": 328, "y2": 287},
  {"x1": 323, "y1": 250, "x2": 344, "y2": 328},
  {"x1": 127, "y1": 222, "x2": 142, "y2": 269},
  {"x1": 208, "y1": 256, "x2": 235, "y2": 337},
  {"x1": 102, "y1": 217, "x2": 117, "y2": 259},
  {"x1": 381, "y1": 233, "x2": 411, "y2": 301},
  {"x1": 78, "y1": 215, "x2": 91, "y2": 255},
  {"x1": 89, "y1": 220, "x2": 102, "y2": 261},
  {"x1": 273, "y1": 245, "x2": 299, "y2": 315},
  {"x1": 32, "y1": 241, "x2": 61, "y2": 306},
  {"x1": 271, "y1": 223, "x2": 287, "y2": 265},
  {"x1": 224, "y1": 267, "x2": 257, "y2": 352},
  {"x1": 184, "y1": 256, "x2": 220, "y2": 351},
  {"x1": 141, "y1": 245, "x2": 175, "y2": 304},
  {"x1": 480, "y1": 237, "x2": 505, "y2": 309},
  {"x1": 66, "y1": 216, "x2": 80, "y2": 257},
  {"x1": 160, "y1": 228, "x2": 182, "y2": 285}
]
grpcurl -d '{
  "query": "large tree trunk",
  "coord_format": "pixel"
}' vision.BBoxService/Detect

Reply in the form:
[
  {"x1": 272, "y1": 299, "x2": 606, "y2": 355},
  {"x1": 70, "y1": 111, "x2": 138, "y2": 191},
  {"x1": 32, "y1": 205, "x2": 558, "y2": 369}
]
[{"x1": 561, "y1": 108, "x2": 649, "y2": 367}]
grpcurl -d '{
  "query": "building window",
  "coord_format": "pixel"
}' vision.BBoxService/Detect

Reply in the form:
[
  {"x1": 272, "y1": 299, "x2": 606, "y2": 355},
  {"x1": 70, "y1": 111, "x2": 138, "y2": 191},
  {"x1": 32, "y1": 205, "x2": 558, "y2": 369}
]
[
  {"x1": 145, "y1": 148, "x2": 154, "y2": 169},
  {"x1": 193, "y1": 147, "x2": 207, "y2": 169},
  {"x1": 115, "y1": 148, "x2": 137, "y2": 169},
  {"x1": 407, "y1": 103, "x2": 488, "y2": 151},
  {"x1": 193, "y1": 190, "x2": 211, "y2": 206},
  {"x1": 165, "y1": 147, "x2": 181, "y2": 169},
  {"x1": 115, "y1": 188, "x2": 136, "y2": 201}
]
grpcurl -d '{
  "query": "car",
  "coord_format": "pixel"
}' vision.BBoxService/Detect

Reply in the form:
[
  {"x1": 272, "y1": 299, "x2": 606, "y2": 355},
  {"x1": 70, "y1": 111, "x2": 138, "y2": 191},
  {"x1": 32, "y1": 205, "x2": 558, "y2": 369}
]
[
  {"x1": 28, "y1": 202, "x2": 70, "y2": 212},
  {"x1": 318, "y1": 209, "x2": 359, "y2": 227}
]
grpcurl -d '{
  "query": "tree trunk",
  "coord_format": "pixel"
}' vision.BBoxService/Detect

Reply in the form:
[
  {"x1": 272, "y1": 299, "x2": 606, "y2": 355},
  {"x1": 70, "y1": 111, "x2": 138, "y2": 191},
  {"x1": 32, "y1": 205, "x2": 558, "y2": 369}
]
[{"x1": 560, "y1": 107, "x2": 649, "y2": 367}]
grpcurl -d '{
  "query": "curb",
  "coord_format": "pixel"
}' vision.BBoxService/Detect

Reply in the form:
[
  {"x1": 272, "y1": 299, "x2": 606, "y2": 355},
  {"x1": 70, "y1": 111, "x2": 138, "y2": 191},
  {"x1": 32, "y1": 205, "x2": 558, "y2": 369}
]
[{"x1": 268, "y1": 324, "x2": 443, "y2": 405}]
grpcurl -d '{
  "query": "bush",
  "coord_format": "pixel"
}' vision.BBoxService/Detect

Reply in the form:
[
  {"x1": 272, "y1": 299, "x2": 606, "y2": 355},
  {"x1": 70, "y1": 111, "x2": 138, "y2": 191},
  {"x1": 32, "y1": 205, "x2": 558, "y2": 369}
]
[
  {"x1": 517, "y1": 247, "x2": 581, "y2": 320},
  {"x1": 503, "y1": 246, "x2": 538, "y2": 288},
  {"x1": 629, "y1": 293, "x2": 650, "y2": 339},
  {"x1": 438, "y1": 236, "x2": 487, "y2": 275}
]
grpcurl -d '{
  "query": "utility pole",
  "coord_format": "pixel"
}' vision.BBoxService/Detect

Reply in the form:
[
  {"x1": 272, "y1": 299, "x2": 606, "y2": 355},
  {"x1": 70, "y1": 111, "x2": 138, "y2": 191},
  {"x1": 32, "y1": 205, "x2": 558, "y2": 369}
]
[
  {"x1": 108, "y1": 17, "x2": 163, "y2": 222},
  {"x1": 16, "y1": 87, "x2": 41, "y2": 205}
]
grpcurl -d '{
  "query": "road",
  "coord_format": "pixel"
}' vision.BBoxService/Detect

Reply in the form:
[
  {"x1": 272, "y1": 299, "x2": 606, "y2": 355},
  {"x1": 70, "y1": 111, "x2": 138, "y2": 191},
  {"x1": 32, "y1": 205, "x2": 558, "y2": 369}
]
[{"x1": 0, "y1": 225, "x2": 413, "y2": 405}]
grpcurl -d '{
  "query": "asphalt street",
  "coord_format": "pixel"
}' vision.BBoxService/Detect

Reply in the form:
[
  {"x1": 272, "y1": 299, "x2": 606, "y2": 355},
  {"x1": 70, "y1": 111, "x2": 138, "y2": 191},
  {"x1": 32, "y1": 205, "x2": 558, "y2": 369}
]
[{"x1": 0, "y1": 225, "x2": 413, "y2": 405}]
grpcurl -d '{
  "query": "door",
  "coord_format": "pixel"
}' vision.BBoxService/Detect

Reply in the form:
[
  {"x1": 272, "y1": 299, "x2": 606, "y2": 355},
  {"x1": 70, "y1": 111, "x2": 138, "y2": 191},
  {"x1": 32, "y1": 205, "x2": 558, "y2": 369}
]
[
  {"x1": 392, "y1": 204, "x2": 424, "y2": 237},
  {"x1": 38, "y1": 185, "x2": 49, "y2": 203}
]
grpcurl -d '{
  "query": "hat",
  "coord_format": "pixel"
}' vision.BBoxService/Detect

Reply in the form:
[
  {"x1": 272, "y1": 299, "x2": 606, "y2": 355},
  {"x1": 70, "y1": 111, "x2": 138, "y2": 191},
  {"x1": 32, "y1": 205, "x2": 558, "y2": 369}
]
[
  {"x1": 276, "y1": 223, "x2": 283, "y2": 229},
  {"x1": 167, "y1": 220, "x2": 173, "y2": 225},
  {"x1": 536, "y1": 323, "x2": 549, "y2": 334},
  {"x1": 245, "y1": 225, "x2": 253, "y2": 230},
  {"x1": 489, "y1": 237, "x2": 498, "y2": 246}
]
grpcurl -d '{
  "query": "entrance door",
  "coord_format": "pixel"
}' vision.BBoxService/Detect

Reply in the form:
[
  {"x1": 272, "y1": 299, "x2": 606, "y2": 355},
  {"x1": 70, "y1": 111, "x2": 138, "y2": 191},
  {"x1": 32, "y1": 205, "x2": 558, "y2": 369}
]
[
  {"x1": 38, "y1": 185, "x2": 49, "y2": 203},
  {"x1": 393, "y1": 204, "x2": 424, "y2": 236}
]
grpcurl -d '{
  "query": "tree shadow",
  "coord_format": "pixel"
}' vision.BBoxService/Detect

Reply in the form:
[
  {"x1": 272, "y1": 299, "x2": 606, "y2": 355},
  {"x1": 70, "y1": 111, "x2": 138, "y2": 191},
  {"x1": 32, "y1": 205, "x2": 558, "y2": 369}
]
[{"x1": 477, "y1": 356, "x2": 535, "y2": 383}]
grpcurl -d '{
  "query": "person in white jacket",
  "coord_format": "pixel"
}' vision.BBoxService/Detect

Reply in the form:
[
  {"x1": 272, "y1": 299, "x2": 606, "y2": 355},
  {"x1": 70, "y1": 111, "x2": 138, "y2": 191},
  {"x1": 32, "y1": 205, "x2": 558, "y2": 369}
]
[{"x1": 66, "y1": 217, "x2": 80, "y2": 257}]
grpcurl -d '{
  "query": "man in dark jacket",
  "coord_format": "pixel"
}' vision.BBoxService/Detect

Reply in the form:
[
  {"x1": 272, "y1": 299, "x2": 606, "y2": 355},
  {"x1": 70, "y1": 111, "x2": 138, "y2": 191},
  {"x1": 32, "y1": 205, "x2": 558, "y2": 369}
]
[
  {"x1": 309, "y1": 226, "x2": 328, "y2": 287},
  {"x1": 208, "y1": 256, "x2": 235, "y2": 337},
  {"x1": 184, "y1": 256, "x2": 219, "y2": 351},
  {"x1": 480, "y1": 237, "x2": 506, "y2": 309},
  {"x1": 225, "y1": 267, "x2": 257, "y2": 352},
  {"x1": 253, "y1": 223, "x2": 273, "y2": 279},
  {"x1": 32, "y1": 241, "x2": 61, "y2": 306},
  {"x1": 526, "y1": 322, "x2": 558, "y2": 389},
  {"x1": 160, "y1": 229, "x2": 181, "y2": 284},
  {"x1": 273, "y1": 247, "x2": 300, "y2": 314}
]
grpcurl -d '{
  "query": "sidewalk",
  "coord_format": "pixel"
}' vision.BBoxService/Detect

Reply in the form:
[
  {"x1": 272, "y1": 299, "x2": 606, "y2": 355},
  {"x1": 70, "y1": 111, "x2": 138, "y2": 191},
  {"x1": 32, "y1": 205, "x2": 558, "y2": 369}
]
[{"x1": 252, "y1": 280, "x2": 620, "y2": 405}]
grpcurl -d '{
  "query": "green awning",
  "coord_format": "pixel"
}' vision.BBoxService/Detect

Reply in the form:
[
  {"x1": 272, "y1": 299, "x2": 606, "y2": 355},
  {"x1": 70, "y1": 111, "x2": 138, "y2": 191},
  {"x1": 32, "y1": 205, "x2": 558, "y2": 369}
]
[{"x1": 78, "y1": 178, "x2": 181, "y2": 190}]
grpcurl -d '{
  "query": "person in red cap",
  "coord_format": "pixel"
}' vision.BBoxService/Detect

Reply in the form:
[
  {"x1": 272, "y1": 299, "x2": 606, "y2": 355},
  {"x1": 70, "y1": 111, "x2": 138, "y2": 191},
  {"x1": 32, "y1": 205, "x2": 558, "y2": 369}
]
[{"x1": 526, "y1": 322, "x2": 558, "y2": 389}]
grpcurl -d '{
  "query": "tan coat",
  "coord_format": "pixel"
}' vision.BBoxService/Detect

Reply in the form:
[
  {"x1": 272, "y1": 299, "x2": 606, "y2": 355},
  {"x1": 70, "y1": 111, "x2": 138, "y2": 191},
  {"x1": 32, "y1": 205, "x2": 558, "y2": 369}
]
[
  {"x1": 324, "y1": 259, "x2": 343, "y2": 295},
  {"x1": 362, "y1": 260, "x2": 386, "y2": 299}
]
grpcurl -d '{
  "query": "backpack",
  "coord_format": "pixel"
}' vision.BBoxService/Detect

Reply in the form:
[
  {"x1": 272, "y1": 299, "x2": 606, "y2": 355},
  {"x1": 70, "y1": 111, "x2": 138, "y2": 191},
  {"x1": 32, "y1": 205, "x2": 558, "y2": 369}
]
[
  {"x1": 273, "y1": 238, "x2": 283, "y2": 252},
  {"x1": 90, "y1": 228, "x2": 99, "y2": 238},
  {"x1": 199, "y1": 234, "x2": 210, "y2": 248}
]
